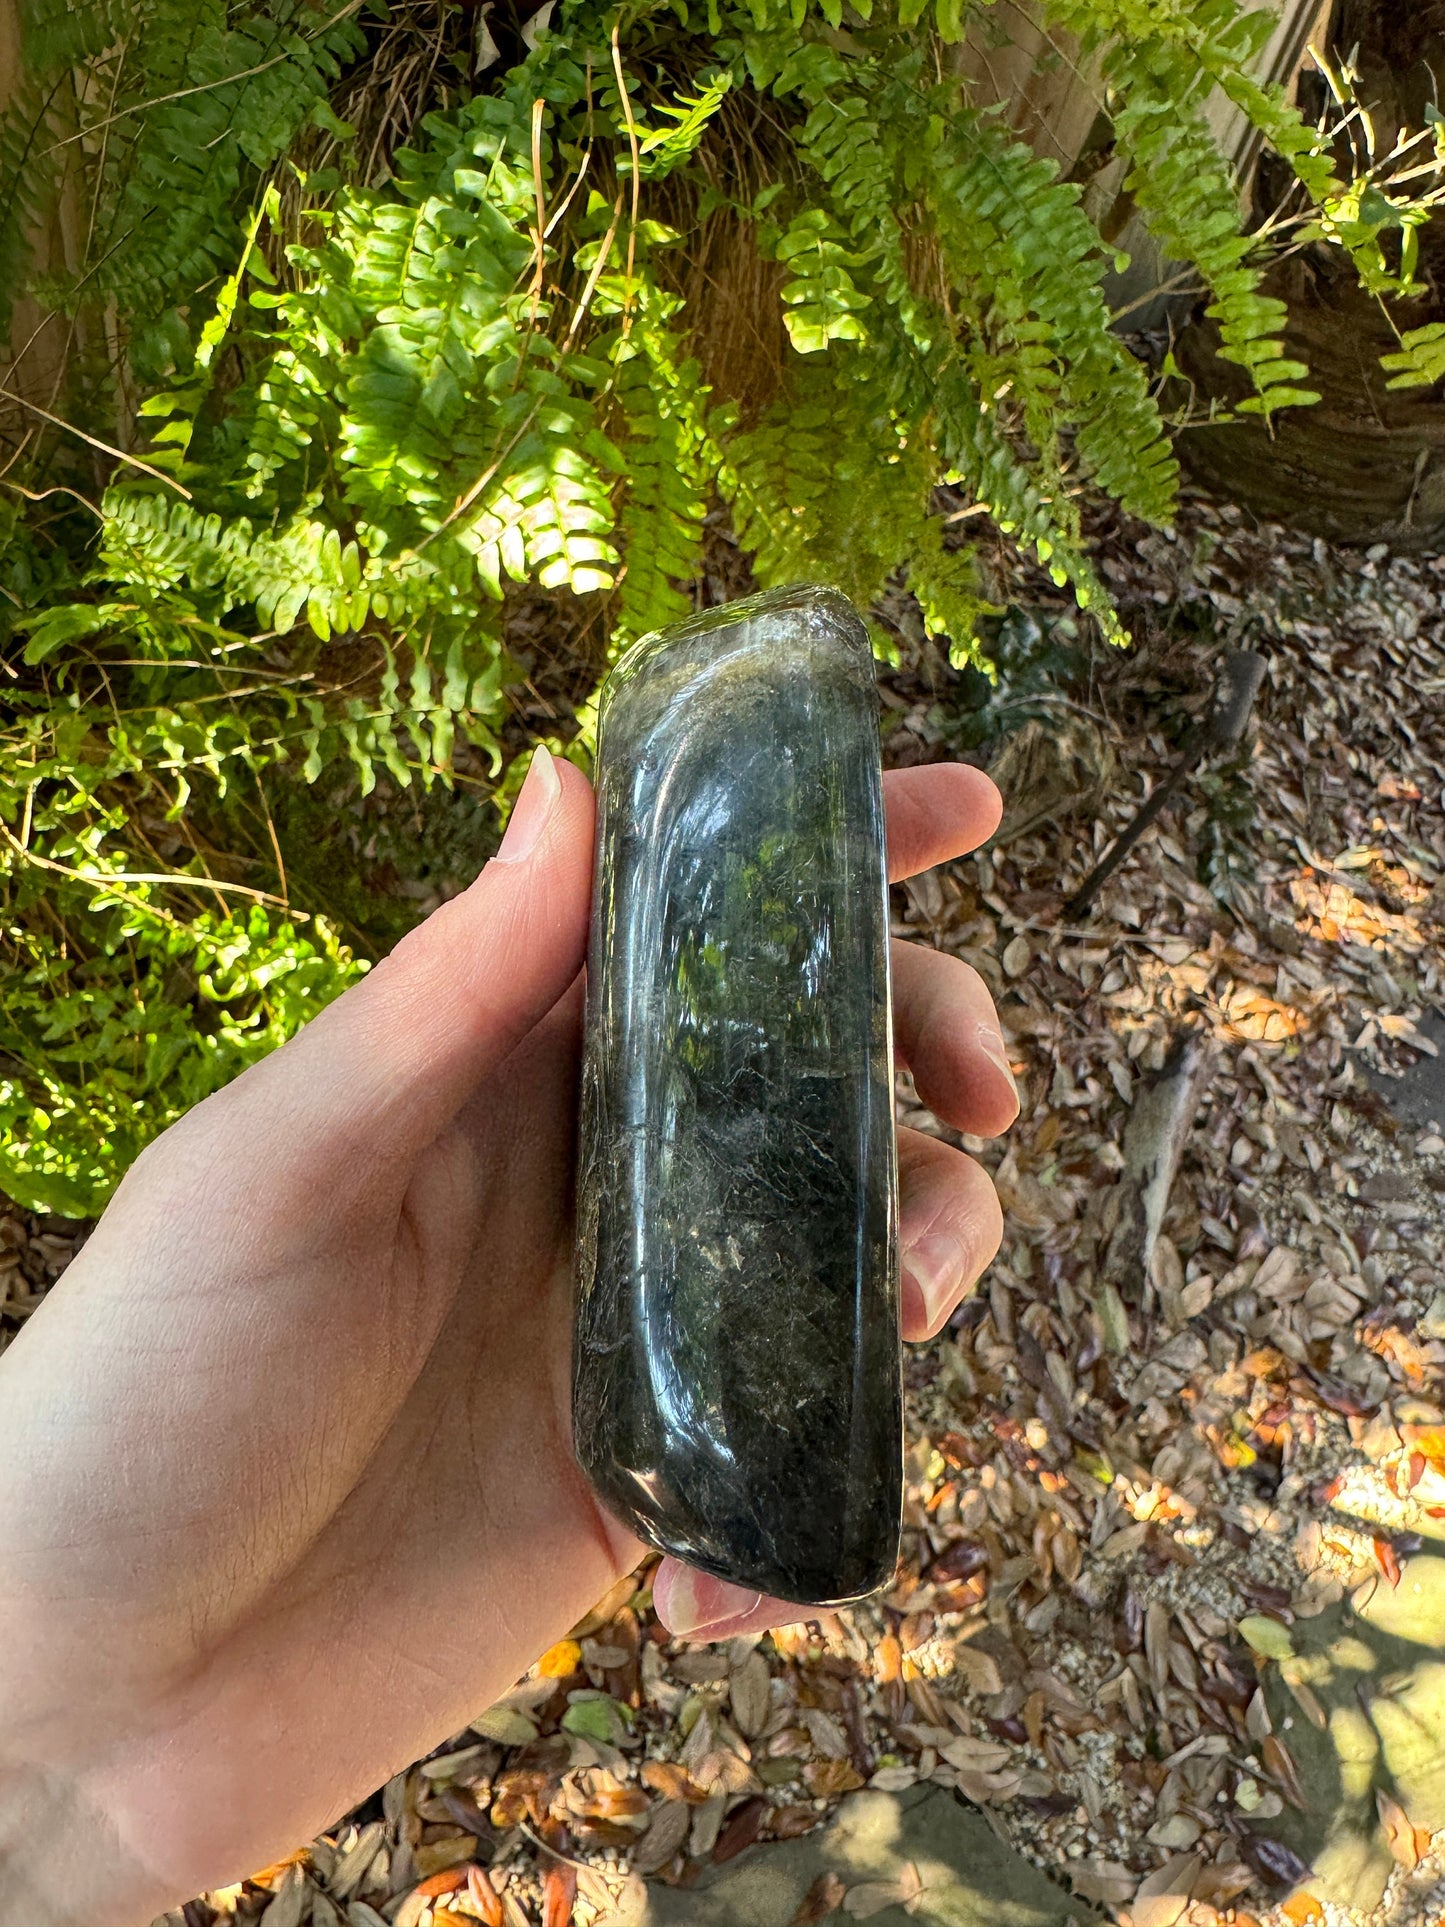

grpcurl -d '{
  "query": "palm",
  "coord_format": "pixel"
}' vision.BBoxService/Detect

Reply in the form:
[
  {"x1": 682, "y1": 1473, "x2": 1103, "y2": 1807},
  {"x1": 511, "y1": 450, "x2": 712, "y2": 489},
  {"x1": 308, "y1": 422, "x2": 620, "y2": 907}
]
[
  {"x1": 0, "y1": 757, "x2": 1013, "y2": 1925},
  {"x1": 0, "y1": 994, "x2": 630, "y2": 1915}
]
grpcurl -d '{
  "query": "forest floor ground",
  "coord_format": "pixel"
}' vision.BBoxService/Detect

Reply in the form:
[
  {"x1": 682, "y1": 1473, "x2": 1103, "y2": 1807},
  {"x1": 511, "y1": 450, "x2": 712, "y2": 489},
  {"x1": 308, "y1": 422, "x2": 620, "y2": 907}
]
[{"x1": 8, "y1": 492, "x2": 1445, "y2": 1927}]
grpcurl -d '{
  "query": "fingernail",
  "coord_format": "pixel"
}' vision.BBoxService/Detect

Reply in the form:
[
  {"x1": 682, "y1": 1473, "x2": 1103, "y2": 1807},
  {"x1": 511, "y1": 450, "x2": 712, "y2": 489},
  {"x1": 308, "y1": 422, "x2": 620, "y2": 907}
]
[
  {"x1": 495, "y1": 747, "x2": 560, "y2": 864},
  {"x1": 659, "y1": 1565, "x2": 761, "y2": 1641},
  {"x1": 902, "y1": 1230, "x2": 970, "y2": 1327},
  {"x1": 978, "y1": 1025, "x2": 1020, "y2": 1121}
]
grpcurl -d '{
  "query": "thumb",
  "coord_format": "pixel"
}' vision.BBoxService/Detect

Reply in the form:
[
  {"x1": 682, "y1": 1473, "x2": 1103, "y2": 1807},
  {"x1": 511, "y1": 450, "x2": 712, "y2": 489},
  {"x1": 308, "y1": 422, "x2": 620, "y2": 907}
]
[
  {"x1": 652, "y1": 1560, "x2": 812, "y2": 1642},
  {"x1": 223, "y1": 748, "x2": 596, "y2": 1169}
]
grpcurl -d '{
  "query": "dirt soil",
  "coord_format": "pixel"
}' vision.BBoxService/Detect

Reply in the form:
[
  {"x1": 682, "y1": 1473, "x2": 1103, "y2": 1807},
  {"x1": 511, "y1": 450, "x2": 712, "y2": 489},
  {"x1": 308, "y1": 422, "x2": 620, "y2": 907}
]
[{"x1": 8, "y1": 492, "x2": 1445, "y2": 1927}]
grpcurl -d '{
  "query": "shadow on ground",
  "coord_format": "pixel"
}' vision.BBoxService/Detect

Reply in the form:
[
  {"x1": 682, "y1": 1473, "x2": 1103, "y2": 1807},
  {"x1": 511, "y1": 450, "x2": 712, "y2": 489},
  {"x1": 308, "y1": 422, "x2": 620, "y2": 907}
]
[
  {"x1": 641, "y1": 1785, "x2": 1101, "y2": 1926},
  {"x1": 1369, "y1": 1011, "x2": 1445, "y2": 1134},
  {"x1": 1259, "y1": 1555, "x2": 1445, "y2": 1913}
]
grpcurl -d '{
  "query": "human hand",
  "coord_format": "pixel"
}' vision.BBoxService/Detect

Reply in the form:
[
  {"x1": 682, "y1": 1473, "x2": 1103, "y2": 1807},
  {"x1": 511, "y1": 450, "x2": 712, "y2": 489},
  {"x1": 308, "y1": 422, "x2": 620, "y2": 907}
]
[{"x1": 0, "y1": 748, "x2": 1015, "y2": 1925}]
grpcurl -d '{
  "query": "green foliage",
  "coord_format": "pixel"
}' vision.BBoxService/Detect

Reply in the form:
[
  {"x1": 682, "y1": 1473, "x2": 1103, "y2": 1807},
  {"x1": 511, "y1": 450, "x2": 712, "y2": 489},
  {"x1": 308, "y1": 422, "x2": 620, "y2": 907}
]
[
  {"x1": 772, "y1": 208, "x2": 874, "y2": 353},
  {"x1": 1048, "y1": 0, "x2": 1331, "y2": 417},
  {"x1": 612, "y1": 293, "x2": 713, "y2": 644},
  {"x1": 0, "y1": 0, "x2": 1429, "y2": 1211},
  {"x1": 1381, "y1": 322, "x2": 1445, "y2": 392},
  {"x1": 0, "y1": 0, "x2": 364, "y2": 342}
]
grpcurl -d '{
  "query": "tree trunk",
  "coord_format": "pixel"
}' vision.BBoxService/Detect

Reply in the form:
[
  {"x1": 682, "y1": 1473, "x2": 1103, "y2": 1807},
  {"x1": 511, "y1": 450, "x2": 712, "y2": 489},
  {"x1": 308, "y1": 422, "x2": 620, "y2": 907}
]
[{"x1": 1176, "y1": 0, "x2": 1445, "y2": 546}]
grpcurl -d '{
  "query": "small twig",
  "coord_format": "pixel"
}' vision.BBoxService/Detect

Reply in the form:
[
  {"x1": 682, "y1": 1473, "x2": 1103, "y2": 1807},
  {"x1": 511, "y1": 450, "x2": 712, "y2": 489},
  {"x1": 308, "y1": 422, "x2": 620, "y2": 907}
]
[
  {"x1": 560, "y1": 188, "x2": 625, "y2": 353},
  {"x1": 1066, "y1": 753, "x2": 1202, "y2": 919},
  {"x1": 526, "y1": 97, "x2": 549, "y2": 322},
  {"x1": 517, "y1": 1822, "x2": 596, "y2": 1873},
  {"x1": 251, "y1": 764, "x2": 290, "y2": 912},
  {"x1": 610, "y1": 23, "x2": 641, "y2": 343},
  {"x1": 0, "y1": 479, "x2": 104, "y2": 517},
  {"x1": 1003, "y1": 918, "x2": 1205, "y2": 947},
  {"x1": 0, "y1": 385, "x2": 191, "y2": 499},
  {"x1": 1110, "y1": 266, "x2": 1209, "y2": 328},
  {"x1": 1, "y1": 823, "x2": 296, "y2": 912},
  {"x1": 543, "y1": 140, "x2": 593, "y2": 238}
]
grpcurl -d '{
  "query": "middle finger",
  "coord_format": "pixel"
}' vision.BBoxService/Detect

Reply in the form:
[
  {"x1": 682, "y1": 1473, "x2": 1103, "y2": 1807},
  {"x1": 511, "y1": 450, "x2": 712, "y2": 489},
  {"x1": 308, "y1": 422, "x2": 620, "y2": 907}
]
[{"x1": 891, "y1": 938, "x2": 1019, "y2": 1139}]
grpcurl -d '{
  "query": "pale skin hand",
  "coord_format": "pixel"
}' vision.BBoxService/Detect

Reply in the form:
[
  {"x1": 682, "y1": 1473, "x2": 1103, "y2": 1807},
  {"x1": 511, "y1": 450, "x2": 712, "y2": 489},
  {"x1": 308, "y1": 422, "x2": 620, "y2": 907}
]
[{"x1": 0, "y1": 750, "x2": 1015, "y2": 1926}]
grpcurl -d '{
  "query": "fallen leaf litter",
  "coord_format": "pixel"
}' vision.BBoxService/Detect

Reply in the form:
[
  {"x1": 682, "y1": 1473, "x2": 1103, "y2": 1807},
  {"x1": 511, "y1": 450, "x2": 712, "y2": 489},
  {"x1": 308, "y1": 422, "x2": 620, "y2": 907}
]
[{"x1": 8, "y1": 493, "x2": 1445, "y2": 1927}]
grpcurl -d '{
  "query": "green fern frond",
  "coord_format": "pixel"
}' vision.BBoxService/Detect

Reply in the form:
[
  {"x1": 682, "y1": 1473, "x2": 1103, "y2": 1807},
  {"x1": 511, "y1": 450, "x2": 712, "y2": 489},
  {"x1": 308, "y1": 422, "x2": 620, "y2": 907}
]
[
  {"x1": 634, "y1": 70, "x2": 733, "y2": 179},
  {"x1": 1113, "y1": 79, "x2": 1317, "y2": 417},
  {"x1": 905, "y1": 517, "x2": 992, "y2": 672},
  {"x1": 1045, "y1": 0, "x2": 1330, "y2": 418},
  {"x1": 1381, "y1": 322, "x2": 1445, "y2": 391},
  {"x1": 927, "y1": 107, "x2": 1179, "y2": 521},
  {"x1": 611, "y1": 306, "x2": 713, "y2": 646},
  {"x1": 771, "y1": 206, "x2": 874, "y2": 354}
]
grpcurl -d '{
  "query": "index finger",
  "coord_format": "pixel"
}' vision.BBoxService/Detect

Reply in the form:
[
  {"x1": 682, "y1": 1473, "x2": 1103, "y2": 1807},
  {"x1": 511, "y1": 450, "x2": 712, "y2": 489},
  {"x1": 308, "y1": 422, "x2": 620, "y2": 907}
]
[{"x1": 885, "y1": 763, "x2": 1001, "y2": 882}]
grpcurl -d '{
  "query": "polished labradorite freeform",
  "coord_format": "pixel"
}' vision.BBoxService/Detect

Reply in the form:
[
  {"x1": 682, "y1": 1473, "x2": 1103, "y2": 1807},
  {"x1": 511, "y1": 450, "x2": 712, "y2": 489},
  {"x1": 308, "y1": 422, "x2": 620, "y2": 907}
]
[{"x1": 573, "y1": 585, "x2": 901, "y2": 1606}]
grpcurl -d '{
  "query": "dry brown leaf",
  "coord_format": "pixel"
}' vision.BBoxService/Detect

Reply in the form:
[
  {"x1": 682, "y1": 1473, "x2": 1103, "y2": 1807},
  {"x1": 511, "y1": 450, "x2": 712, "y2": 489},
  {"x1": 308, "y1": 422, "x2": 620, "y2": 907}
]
[
  {"x1": 1263, "y1": 1734, "x2": 1306, "y2": 1810},
  {"x1": 1068, "y1": 1860, "x2": 1135, "y2": 1904},
  {"x1": 939, "y1": 1736, "x2": 1011, "y2": 1774},
  {"x1": 465, "y1": 1866, "x2": 505, "y2": 1927},
  {"x1": 260, "y1": 1870, "x2": 310, "y2": 1927},
  {"x1": 802, "y1": 1708, "x2": 851, "y2": 1760},
  {"x1": 473, "y1": 1705, "x2": 538, "y2": 1747},
  {"x1": 413, "y1": 1868, "x2": 468, "y2": 1899},
  {"x1": 672, "y1": 1651, "x2": 730, "y2": 1684},
  {"x1": 1126, "y1": 1899, "x2": 1190, "y2": 1927},
  {"x1": 543, "y1": 1863, "x2": 577, "y2": 1927},
  {"x1": 414, "y1": 1837, "x2": 475, "y2": 1879},
  {"x1": 1377, "y1": 1788, "x2": 1423, "y2": 1869},
  {"x1": 770, "y1": 1804, "x2": 820, "y2": 1839},
  {"x1": 640, "y1": 1760, "x2": 705, "y2": 1805},
  {"x1": 713, "y1": 1796, "x2": 769, "y2": 1863},
  {"x1": 1133, "y1": 1854, "x2": 1202, "y2": 1904},
  {"x1": 792, "y1": 1871, "x2": 848, "y2": 1924},
  {"x1": 1374, "y1": 1536, "x2": 1403, "y2": 1587},
  {"x1": 730, "y1": 1651, "x2": 772, "y2": 1737},
  {"x1": 841, "y1": 1864, "x2": 921, "y2": 1919},
  {"x1": 1144, "y1": 1601, "x2": 1170, "y2": 1697},
  {"x1": 679, "y1": 1710, "x2": 717, "y2": 1776},
  {"x1": 804, "y1": 1759, "x2": 865, "y2": 1798},
  {"x1": 950, "y1": 1643, "x2": 1003, "y2": 1696},
  {"x1": 952, "y1": 1767, "x2": 1021, "y2": 1804},
  {"x1": 632, "y1": 1800, "x2": 691, "y2": 1874},
  {"x1": 330, "y1": 1825, "x2": 387, "y2": 1902},
  {"x1": 689, "y1": 1791, "x2": 727, "y2": 1860}
]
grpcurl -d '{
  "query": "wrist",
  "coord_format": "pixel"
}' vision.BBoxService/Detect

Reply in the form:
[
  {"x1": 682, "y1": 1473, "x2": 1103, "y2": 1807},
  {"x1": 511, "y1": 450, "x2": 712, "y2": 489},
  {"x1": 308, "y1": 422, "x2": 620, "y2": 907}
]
[{"x1": 0, "y1": 1762, "x2": 161, "y2": 1927}]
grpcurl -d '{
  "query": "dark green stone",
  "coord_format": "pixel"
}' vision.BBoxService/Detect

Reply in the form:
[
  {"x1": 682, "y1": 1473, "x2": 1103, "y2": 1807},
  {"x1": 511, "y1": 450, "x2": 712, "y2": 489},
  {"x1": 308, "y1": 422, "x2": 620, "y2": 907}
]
[{"x1": 573, "y1": 586, "x2": 901, "y2": 1606}]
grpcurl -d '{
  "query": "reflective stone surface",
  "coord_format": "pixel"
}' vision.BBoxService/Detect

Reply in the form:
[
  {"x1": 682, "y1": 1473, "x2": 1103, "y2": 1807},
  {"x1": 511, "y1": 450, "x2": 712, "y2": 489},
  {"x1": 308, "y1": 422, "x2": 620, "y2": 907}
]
[{"x1": 573, "y1": 586, "x2": 901, "y2": 1605}]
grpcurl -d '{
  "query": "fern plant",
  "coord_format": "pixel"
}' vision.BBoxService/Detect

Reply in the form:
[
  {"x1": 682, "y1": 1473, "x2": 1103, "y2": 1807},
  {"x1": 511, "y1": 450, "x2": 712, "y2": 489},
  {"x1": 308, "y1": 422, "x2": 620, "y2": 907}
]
[{"x1": 0, "y1": 0, "x2": 1435, "y2": 1212}]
